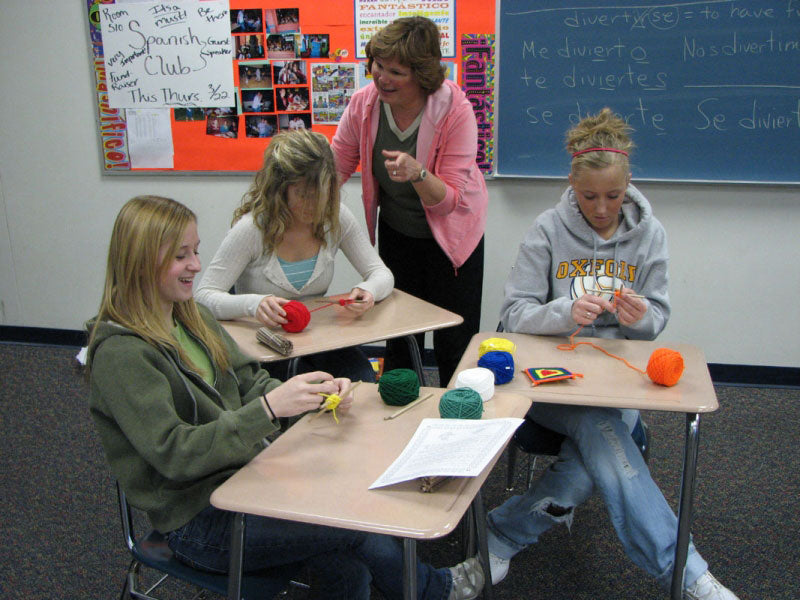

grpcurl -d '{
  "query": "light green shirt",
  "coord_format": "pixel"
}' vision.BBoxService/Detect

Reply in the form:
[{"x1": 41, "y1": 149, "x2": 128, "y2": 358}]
[{"x1": 172, "y1": 321, "x2": 214, "y2": 386}]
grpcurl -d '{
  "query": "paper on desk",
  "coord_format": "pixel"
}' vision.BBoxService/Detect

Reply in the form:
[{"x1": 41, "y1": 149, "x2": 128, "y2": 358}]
[{"x1": 369, "y1": 418, "x2": 524, "y2": 489}]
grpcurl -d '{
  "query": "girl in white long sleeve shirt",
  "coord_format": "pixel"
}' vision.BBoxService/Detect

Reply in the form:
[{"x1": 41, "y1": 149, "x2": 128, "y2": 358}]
[{"x1": 196, "y1": 130, "x2": 394, "y2": 382}]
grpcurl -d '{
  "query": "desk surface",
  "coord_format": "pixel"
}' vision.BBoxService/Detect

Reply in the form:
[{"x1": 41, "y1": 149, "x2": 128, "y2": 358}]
[
  {"x1": 220, "y1": 289, "x2": 464, "y2": 363},
  {"x1": 452, "y1": 332, "x2": 718, "y2": 413},
  {"x1": 210, "y1": 384, "x2": 530, "y2": 539}
]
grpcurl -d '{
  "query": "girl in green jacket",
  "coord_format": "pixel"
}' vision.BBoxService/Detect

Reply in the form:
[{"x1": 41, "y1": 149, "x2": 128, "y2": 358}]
[{"x1": 86, "y1": 195, "x2": 483, "y2": 600}]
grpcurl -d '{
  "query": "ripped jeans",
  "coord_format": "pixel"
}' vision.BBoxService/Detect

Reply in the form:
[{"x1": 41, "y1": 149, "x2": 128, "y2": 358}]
[{"x1": 487, "y1": 404, "x2": 708, "y2": 591}]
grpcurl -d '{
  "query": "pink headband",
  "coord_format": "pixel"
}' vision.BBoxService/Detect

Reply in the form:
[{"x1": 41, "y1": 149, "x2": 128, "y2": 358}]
[{"x1": 571, "y1": 147, "x2": 629, "y2": 158}]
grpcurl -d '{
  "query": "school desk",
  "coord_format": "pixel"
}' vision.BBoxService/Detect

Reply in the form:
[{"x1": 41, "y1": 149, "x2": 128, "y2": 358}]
[
  {"x1": 210, "y1": 384, "x2": 531, "y2": 600},
  {"x1": 451, "y1": 331, "x2": 719, "y2": 600},
  {"x1": 219, "y1": 289, "x2": 463, "y2": 383}
]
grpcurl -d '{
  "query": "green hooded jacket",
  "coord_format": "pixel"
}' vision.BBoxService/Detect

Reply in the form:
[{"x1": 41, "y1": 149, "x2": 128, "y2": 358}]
[{"x1": 87, "y1": 305, "x2": 281, "y2": 532}]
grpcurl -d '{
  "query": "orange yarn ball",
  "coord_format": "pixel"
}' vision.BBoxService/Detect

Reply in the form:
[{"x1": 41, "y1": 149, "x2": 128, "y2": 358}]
[{"x1": 646, "y1": 348, "x2": 684, "y2": 387}]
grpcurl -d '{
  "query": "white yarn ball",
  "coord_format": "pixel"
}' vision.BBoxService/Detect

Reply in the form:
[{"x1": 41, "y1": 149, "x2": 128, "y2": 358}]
[{"x1": 454, "y1": 367, "x2": 495, "y2": 402}]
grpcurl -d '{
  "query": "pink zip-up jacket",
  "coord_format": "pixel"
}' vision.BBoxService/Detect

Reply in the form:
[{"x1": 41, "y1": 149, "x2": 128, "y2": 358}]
[{"x1": 332, "y1": 79, "x2": 488, "y2": 270}]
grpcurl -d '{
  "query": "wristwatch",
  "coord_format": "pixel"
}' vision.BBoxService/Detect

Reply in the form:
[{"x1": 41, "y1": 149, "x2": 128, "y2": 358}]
[{"x1": 412, "y1": 168, "x2": 427, "y2": 183}]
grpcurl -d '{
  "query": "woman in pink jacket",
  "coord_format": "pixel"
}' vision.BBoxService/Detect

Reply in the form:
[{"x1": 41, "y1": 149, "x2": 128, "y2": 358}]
[{"x1": 332, "y1": 16, "x2": 488, "y2": 385}]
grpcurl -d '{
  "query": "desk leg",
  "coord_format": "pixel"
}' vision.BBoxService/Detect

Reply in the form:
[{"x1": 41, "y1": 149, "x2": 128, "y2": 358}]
[
  {"x1": 472, "y1": 491, "x2": 493, "y2": 600},
  {"x1": 287, "y1": 357, "x2": 300, "y2": 378},
  {"x1": 404, "y1": 335, "x2": 427, "y2": 386},
  {"x1": 670, "y1": 413, "x2": 701, "y2": 600},
  {"x1": 227, "y1": 512, "x2": 245, "y2": 600},
  {"x1": 403, "y1": 538, "x2": 417, "y2": 600}
]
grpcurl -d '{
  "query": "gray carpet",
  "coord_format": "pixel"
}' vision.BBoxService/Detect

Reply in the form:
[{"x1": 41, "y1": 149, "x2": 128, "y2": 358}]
[{"x1": 1, "y1": 342, "x2": 798, "y2": 599}]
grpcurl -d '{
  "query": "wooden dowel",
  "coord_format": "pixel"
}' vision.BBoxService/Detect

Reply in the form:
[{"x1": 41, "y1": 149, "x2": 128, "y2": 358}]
[
  {"x1": 587, "y1": 288, "x2": 645, "y2": 298},
  {"x1": 420, "y1": 475, "x2": 450, "y2": 493},
  {"x1": 383, "y1": 393, "x2": 434, "y2": 420}
]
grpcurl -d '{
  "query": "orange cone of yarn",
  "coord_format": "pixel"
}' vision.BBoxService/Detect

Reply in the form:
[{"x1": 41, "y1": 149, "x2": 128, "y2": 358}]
[
  {"x1": 281, "y1": 300, "x2": 311, "y2": 333},
  {"x1": 646, "y1": 348, "x2": 684, "y2": 387}
]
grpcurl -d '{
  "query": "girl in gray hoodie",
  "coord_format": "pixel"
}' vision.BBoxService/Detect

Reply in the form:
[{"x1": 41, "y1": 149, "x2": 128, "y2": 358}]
[{"x1": 486, "y1": 109, "x2": 738, "y2": 600}]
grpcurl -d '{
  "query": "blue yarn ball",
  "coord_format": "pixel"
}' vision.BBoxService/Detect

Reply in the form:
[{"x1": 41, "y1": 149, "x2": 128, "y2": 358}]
[{"x1": 477, "y1": 351, "x2": 515, "y2": 384}]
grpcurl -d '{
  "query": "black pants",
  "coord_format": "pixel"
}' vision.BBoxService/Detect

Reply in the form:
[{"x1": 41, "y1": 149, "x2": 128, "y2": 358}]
[{"x1": 378, "y1": 219, "x2": 484, "y2": 386}]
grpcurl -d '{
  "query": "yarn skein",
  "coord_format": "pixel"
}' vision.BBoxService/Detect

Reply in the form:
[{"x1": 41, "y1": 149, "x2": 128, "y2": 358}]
[
  {"x1": 478, "y1": 337, "x2": 516, "y2": 358},
  {"x1": 454, "y1": 367, "x2": 495, "y2": 402},
  {"x1": 646, "y1": 348, "x2": 684, "y2": 387},
  {"x1": 281, "y1": 300, "x2": 311, "y2": 333},
  {"x1": 378, "y1": 369, "x2": 420, "y2": 406},
  {"x1": 477, "y1": 351, "x2": 515, "y2": 384},
  {"x1": 438, "y1": 388, "x2": 484, "y2": 419}
]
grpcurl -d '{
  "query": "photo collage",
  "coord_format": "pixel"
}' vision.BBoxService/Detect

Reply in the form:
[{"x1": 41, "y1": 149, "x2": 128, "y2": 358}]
[{"x1": 177, "y1": 7, "x2": 357, "y2": 139}]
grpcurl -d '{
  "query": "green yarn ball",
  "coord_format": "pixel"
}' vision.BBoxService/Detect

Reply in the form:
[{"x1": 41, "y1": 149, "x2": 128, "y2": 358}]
[
  {"x1": 378, "y1": 368, "x2": 420, "y2": 406},
  {"x1": 438, "y1": 388, "x2": 484, "y2": 419}
]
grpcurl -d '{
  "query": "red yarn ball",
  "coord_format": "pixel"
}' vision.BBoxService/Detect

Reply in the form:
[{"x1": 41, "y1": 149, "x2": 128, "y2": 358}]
[
  {"x1": 281, "y1": 300, "x2": 311, "y2": 333},
  {"x1": 646, "y1": 348, "x2": 684, "y2": 387}
]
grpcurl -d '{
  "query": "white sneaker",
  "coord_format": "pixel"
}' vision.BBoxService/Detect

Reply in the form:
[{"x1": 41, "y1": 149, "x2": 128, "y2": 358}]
[
  {"x1": 684, "y1": 571, "x2": 740, "y2": 600},
  {"x1": 448, "y1": 557, "x2": 485, "y2": 600},
  {"x1": 489, "y1": 552, "x2": 510, "y2": 585}
]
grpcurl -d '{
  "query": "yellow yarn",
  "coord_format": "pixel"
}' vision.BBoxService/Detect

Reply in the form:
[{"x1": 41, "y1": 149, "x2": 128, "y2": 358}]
[
  {"x1": 318, "y1": 393, "x2": 342, "y2": 424},
  {"x1": 478, "y1": 337, "x2": 516, "y2": 357}
]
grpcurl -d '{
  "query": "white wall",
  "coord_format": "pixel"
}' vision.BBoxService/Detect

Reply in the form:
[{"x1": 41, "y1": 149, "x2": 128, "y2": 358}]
[{"x1": 1, "y1": 2, "x2": 798, "y2": 367}]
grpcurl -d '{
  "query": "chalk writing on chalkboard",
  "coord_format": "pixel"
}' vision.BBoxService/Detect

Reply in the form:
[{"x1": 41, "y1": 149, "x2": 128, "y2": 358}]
[
  {"x1": 497, "y1": 0, "x2": 800, "y2": 183},
  {"x1": 100, "y1": 0, "x2": 235, "y2": 109}
]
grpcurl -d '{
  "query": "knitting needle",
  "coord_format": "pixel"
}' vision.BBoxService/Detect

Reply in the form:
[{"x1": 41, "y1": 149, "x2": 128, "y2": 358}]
[
  {"x1": 313, "y1": 298, "x2": 368, "y2": 304},
  {"x1": 384, "y1": 393, "x2": 434, "y2": 420},
  {"x1": 587, "y1": 288, "x2": 646, "y2": 298}
]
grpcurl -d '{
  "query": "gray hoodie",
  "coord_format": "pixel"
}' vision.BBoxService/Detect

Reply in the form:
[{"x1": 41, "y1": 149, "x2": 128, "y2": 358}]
[{"x1": 500, "y1": 184, "x2": 670, "y2": 340}]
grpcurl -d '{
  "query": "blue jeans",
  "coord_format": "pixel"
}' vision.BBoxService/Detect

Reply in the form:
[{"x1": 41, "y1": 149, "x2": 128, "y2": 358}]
[
  {"x1": 265, "y1": 346, "x2": 376, "y2": 384},
  {"x1": 487, "y1": 404, "x2": 708, "y2": 591},
  {"x1": 167, "y1": 505, "x2": 451, "y2": 599}
]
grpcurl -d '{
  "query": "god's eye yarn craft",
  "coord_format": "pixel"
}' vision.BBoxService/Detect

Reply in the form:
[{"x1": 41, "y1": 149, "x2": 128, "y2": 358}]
[
  {"x1": 311, "y1": 380, "x2": 363, "y2": 424},
  {"x1": 524, "y1": 367, "x2": 584, "y2": 386}
]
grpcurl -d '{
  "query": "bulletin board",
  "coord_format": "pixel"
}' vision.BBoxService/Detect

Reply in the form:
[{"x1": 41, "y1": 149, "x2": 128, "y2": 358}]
[{"x1": 86, "y1": 0, "x2": 496, "y2": 173}]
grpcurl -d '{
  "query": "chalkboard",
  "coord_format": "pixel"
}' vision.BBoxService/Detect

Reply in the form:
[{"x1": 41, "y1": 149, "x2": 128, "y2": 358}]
[{"x1": 496, "y1": 0, "x2": 800, "y2": 183}]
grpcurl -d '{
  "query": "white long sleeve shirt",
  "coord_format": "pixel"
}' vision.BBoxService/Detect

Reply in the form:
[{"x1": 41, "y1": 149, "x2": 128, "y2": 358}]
[{"x1": 195, "y1": 204, "x2": 394, "y2": 320}]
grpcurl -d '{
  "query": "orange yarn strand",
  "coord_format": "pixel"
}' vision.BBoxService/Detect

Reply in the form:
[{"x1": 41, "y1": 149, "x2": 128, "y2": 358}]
[
  {"x1": 558, "y1": 326, "x2": 685, "y2": 387},
  {"x1": 557, "y1": 326, "x2": 647, "y2": 376}
]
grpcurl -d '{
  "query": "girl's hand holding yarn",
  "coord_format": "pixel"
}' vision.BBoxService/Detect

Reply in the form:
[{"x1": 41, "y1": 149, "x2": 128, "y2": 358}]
[
  {"x1": 331, "y1": 377, "x2": 355, "y2": 414},
  {"x1": 257, "y1": 295, "x2": 291, "y2": 328},
  {"x1": 343, "y1": 287, "x2": 374, "y2": 315},
  {"x1": 265, "y1": 371, "x2": 339, "y2": 418},
  {"x1": 572, "y1": 294, "x2": 614, "y2": 325},
  {"x1": 614, "y1": 288, "x2": 647, "y2": 326}
]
